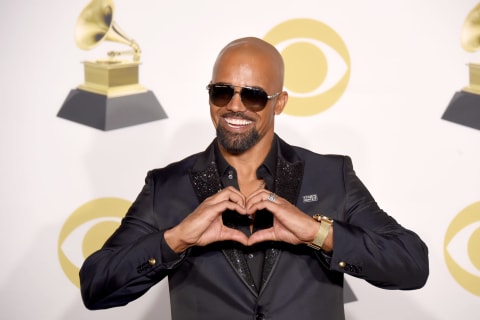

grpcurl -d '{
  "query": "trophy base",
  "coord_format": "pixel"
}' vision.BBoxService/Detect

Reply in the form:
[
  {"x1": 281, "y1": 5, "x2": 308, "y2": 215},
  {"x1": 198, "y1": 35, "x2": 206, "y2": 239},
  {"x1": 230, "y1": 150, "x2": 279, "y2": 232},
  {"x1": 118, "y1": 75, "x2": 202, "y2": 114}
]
[
  {"x1": 442, "y1": 90, "x2": 480, "y2": 130},
  {"x1": 57, "y1": 89, "x2": 167, "y2": 131}
]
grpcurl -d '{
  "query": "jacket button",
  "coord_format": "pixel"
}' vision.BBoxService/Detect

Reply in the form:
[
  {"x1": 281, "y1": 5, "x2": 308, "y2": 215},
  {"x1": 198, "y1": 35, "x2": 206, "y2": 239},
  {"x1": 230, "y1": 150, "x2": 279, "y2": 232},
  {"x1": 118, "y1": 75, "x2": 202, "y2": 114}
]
[
  {"x1": 148, "y1": 258, "x2": 156, "y2": 266},
  {"x1": 339, "y1": 261, "x2": 346, "y2": 268}
]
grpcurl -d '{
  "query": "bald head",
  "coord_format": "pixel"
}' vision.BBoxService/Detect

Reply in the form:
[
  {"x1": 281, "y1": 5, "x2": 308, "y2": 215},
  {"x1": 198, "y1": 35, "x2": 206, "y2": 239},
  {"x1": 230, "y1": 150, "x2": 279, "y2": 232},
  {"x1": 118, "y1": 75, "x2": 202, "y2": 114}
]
[{"x1": 211, "y1": 37, "x2": 285, "y2": 91}]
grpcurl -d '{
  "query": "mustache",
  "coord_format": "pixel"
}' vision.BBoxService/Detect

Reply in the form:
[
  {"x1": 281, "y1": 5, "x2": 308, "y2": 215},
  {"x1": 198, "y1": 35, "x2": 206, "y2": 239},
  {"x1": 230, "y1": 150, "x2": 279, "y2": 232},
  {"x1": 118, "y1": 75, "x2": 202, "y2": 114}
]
[{"x1": 221, "y1": 112, "x2": 255, "y2": 122}]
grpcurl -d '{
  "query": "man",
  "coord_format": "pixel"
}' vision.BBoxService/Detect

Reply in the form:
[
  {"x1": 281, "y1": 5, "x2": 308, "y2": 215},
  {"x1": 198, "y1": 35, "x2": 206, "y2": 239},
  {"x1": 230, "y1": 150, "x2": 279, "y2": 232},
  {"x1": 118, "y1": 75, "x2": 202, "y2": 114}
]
[{"x1": 80, "y1": 37, "x2": 429, "y2": 320}]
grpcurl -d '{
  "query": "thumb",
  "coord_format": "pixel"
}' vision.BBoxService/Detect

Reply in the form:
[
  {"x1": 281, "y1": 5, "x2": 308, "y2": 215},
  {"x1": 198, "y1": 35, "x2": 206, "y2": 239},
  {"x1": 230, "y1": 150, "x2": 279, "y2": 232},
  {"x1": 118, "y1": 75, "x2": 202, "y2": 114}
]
[
  {"x1": 222, "y1": 228, "x2": 249, "y2": 246},
  {"x1": 247, "y1": 228, "x2": 275, "y2": 246}
]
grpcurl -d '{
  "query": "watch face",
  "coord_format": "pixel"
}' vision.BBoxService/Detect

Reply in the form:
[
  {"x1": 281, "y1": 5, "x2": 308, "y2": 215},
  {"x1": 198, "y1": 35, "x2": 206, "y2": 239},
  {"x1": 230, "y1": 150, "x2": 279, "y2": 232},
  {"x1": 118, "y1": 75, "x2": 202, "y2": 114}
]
[
  {"x1": 312, "y1": 214, "x2": 333, "y2": 224},
  {"x1": 320, "y1": 216, "x2": 333, "y2": 224}
]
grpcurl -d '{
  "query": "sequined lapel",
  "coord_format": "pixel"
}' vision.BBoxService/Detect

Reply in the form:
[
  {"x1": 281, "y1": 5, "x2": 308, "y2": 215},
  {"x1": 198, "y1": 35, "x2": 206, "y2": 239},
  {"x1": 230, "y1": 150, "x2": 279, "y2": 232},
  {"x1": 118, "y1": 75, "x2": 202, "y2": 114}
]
[
  {"x1": 259, "y1": 156, "x2": 304, "y2": 293},
  {"x1": 222, "y1": 244, "x2": 259, "y2": 296},
  {"x1": 190, "y1": 160, "x2": 222, "y2": 203},
  {"x1": 189, "y1": 157, "x2": 258, "y2": 295},
  {"x1": 274, "y1": 156, "x2": 304, "y2": 204}
]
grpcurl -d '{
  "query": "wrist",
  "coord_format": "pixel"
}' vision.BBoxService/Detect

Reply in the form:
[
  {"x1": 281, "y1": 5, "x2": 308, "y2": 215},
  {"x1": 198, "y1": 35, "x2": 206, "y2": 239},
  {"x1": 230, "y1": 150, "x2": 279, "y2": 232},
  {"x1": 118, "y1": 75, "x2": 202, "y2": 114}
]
[
  {"x1": 307, "y1": 214, "x2": 333, "y2": 252},
  {"x1": 164, "y1": 227, "x2": 189, "y2": 253}
]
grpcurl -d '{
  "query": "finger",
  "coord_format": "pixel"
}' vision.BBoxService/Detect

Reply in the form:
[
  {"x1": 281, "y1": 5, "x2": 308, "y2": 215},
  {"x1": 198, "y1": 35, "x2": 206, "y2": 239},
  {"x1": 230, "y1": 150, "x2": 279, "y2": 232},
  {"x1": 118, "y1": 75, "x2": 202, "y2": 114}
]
[
  {"x1": 215, "y1": 186, "x2": 246, "y2": 207},
  {"x1": 220, "y1": 227, "x2": 249, "y2": 245},
  {"x1": 183, "y1": 200, "x2": 246, "y2": 234},
  {"x1": 245, "y1": 194, "x2": 278, "y2": 214},
  {"x1": 246, "y1": 188, "x2": 278, "y2": 202},
  {"x1": 247, "y1": 228, "x2": 276, "y2": 246},
  {"x1": 209, "y1": 200, "x2": 247, "y2": 217}
]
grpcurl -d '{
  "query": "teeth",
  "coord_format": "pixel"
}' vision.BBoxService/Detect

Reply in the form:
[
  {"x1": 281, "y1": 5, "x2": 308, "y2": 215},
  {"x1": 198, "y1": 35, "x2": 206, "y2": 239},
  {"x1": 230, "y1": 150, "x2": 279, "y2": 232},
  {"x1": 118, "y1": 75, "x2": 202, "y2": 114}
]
[{"x1": 225, "y1": 118, "x2": 252, "y2": 126}]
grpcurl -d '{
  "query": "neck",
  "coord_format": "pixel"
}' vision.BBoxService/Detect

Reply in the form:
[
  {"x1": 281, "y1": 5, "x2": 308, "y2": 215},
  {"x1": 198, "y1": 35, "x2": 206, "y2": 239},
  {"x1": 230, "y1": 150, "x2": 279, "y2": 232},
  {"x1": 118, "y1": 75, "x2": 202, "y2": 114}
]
[
  {"x1": 220, "y1": 135, "x2": 273, "y2": 176},
  {"x1": 218, "y1": 133, "x2": 274, "y2": 195}
]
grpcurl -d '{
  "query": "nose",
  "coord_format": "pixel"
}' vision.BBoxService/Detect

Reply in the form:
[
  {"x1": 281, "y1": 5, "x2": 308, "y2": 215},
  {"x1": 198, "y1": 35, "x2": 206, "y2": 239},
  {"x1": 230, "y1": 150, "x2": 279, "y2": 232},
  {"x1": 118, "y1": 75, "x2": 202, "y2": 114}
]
[{"x1": 226, "y1": 90, "x2": 247, "y2": 112}]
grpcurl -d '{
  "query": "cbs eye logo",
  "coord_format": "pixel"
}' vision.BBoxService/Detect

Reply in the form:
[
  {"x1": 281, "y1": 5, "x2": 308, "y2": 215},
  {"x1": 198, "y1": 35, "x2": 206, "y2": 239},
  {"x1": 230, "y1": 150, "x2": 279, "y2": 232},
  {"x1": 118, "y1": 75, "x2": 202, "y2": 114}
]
[
  {"x1": 58, "y1": 197, "x2": 131, "y2": 287},
  {"x1": 444, "y1": 201, "x2": 480, "y2": 296},
  {"x1": 264, "y1": 18, "x2": 351, "y2": 116}
]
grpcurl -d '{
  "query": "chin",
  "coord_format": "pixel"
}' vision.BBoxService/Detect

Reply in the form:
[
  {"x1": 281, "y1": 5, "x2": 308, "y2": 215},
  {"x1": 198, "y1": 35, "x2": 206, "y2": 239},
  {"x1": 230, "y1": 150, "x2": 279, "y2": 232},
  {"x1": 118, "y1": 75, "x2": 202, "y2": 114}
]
[{"x1": 217, "y1": 126, "x2": 260, "y2": 155}]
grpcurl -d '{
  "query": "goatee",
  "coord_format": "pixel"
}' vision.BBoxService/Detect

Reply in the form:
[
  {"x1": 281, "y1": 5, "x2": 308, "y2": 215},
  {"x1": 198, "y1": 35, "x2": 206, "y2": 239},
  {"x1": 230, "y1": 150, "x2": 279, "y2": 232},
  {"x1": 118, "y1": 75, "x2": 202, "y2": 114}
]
[{"x1": 216, "y1": 123, "x2": 260, "y2": 155}]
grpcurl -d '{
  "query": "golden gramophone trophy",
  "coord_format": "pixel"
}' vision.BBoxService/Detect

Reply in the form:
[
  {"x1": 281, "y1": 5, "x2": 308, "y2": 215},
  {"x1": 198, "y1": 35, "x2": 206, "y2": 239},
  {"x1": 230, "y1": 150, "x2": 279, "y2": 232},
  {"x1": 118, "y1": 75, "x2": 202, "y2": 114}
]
[
  {"x1": 442, "y1": 3, "x2": 480, "y2": 130},
  {"x1": 57, "y1": 0, "x2": 167, "y2": 130}
]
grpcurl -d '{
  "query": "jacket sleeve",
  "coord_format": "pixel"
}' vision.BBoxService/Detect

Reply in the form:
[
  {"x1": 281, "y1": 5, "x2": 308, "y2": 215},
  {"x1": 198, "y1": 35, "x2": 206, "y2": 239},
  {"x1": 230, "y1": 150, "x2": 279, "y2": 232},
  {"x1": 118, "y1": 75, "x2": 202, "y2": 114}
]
[
  {"x1": 328, "y1": 156, "x2": 429, "y2": 289},
  {"x1": 79, "y1": 172, "x2": 187, "y2": 310}
]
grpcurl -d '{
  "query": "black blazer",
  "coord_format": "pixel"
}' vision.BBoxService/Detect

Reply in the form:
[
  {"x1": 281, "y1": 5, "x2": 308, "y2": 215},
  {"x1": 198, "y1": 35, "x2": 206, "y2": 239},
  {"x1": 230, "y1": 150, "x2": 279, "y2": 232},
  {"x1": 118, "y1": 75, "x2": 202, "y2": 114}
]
[{"x1": 80, "y1": 135, "x2": 429, "y2": 320}]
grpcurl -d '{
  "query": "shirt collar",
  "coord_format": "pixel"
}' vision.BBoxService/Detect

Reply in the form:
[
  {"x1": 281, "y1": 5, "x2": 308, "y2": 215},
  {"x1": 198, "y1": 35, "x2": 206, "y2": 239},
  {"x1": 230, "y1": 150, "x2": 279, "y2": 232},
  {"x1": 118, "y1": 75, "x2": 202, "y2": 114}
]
[{"x1": 213, "y1": 136, "x2": 278, "y2": 180}]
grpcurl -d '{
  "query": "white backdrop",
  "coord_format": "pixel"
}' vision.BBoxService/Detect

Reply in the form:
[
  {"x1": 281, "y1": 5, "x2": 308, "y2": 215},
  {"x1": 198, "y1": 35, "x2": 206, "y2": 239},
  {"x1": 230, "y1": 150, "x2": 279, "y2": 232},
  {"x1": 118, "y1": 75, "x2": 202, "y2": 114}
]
[{"x1": 1, "y1": 0, "x2": 480, "y2": 319}]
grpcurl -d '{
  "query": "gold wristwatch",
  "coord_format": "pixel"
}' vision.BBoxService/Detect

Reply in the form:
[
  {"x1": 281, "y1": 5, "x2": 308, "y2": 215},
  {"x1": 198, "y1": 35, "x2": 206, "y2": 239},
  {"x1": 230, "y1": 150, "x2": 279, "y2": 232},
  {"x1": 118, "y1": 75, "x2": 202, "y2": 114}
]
[{"x1": 307, "y1": 214, "x2": 333, "y2": 250}]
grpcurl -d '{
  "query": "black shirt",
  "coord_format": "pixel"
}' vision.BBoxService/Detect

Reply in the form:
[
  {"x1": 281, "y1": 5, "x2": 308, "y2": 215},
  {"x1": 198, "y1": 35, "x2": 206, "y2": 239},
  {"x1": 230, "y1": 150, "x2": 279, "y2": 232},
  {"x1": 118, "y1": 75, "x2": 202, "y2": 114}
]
[{"x1": 215, "y1": 139, "x2": 278, "y2": 292}]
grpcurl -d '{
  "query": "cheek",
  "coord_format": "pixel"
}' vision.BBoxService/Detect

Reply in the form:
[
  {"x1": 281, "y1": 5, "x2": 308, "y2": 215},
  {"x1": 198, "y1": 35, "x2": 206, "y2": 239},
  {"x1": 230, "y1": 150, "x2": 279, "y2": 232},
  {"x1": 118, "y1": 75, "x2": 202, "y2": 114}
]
[
  {"x1": 210, "y1": 106, "x2": 220, "y2": 127},
  {"x1": 257, "y1": 110, "x2": 276, "y2": 131}
]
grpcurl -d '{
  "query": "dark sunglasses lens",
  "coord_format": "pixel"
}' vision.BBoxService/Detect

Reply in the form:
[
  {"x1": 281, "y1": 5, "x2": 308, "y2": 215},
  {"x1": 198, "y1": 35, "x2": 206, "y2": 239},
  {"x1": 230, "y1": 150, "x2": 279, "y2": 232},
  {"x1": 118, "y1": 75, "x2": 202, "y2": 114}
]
[
  {"x1": 209, "y1": 85, "x2": 234, "y2": 107},
  {"x1": 241, "y1": 88, "x2": 268, "y2": 111}
]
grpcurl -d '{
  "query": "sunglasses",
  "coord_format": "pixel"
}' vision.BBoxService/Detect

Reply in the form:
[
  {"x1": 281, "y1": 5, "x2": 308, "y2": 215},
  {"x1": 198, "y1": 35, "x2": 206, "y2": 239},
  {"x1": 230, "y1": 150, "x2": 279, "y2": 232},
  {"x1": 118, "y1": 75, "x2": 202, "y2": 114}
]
[{"x1": 207, "y1": 83, "x2": 280, "y2": 112}]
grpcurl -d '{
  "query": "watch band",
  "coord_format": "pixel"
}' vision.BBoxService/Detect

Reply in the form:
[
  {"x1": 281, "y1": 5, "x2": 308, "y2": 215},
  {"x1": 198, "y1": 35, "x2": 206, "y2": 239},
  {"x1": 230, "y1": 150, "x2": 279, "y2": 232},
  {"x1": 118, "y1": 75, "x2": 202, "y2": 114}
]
[{"x1": 307, "y1": 214, "x2": 333, "y2": 250}]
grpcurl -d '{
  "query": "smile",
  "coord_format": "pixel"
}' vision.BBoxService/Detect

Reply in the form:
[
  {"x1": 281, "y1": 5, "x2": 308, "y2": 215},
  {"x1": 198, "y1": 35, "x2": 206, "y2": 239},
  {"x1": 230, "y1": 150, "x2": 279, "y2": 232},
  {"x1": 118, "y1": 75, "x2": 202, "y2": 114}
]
[{"x1": 224, "y1": 117, "x2": 253, "y2": 127}]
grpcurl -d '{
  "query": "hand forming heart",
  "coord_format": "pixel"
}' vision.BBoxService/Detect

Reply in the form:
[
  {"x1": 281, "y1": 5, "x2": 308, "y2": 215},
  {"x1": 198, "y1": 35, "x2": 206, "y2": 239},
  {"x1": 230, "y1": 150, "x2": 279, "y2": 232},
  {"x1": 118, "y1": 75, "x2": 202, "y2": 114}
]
[{"x1": 164, "y1": 186, "x2": 325, "y2": 253}]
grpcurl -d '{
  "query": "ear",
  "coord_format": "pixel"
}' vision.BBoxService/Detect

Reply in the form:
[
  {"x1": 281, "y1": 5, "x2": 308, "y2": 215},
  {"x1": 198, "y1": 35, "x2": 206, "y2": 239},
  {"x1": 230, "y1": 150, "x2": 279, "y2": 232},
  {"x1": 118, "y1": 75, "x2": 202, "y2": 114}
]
[{"x1": 274, "y1": 91, "x2": 289, "y2": 115}]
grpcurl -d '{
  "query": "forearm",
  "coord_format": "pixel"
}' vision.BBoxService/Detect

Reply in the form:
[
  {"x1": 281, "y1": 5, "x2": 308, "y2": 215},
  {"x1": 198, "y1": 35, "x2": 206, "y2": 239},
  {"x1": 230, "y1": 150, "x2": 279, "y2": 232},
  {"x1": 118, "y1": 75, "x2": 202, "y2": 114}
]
[
  {"x1": 334, "y1": 156, "x2": 429, "y2": 289},
  {"x1": 330, "y1": 220, "x2": 429, "y2": 289},
  {"x1": 80, "y1": 226, "x2": 186, "y2": 309}
]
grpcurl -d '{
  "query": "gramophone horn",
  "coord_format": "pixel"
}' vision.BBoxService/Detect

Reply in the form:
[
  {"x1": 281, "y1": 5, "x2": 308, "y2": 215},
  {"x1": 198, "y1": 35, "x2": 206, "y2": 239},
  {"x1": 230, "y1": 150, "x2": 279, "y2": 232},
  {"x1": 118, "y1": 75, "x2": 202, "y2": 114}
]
[
  {"x1": 75, "y1": 0, "x2": 141, "y2": 61},
  {"x1": 461, "y1": 3, "x2": 480, "y2": 52}
]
